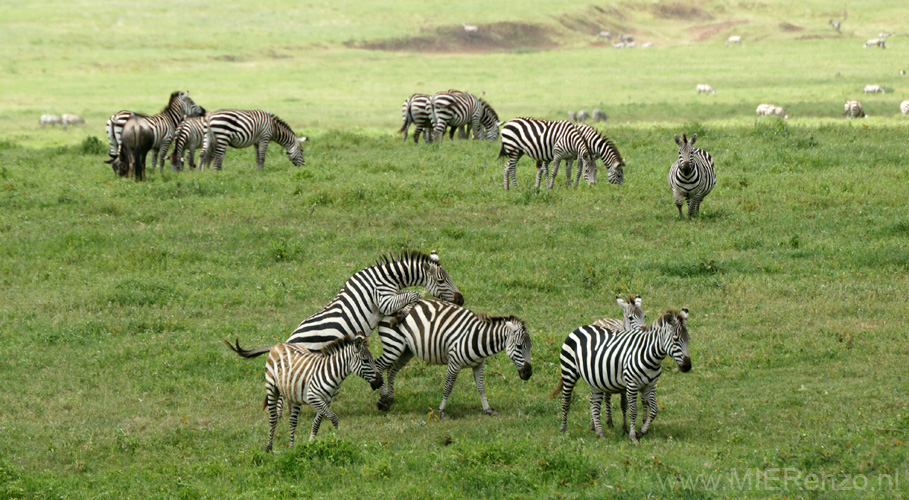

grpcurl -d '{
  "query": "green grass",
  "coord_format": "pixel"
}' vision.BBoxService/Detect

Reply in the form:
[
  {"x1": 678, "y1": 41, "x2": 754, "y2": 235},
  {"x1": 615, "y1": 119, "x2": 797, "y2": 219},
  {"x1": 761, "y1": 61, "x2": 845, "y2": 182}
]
[{"x1": 2, "y1": 1, "x2": 909, "y2": 499}]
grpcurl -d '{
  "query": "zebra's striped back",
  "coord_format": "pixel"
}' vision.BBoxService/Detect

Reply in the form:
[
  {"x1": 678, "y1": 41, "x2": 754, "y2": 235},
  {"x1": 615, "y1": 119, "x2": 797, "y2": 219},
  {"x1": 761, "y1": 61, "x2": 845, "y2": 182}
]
[
  {"x1": 286, "y1": 251, "x2": 464, "y2": 351},
  {"x1": 900, "y1": 100, "x2": 909, "y2": 116},
  {"x1": 573, "y1": 123, "x2": 625, "y2": 185},
  {"x1": 201, "y1": 109, "x2": 305, "y2": 170},
  {"x1": 844, "y1": 100, "x2": 866, "y2": 118},
  {"x1": 170, "y1": 115, "x2": 207, "y2": 170},
  {"x1": 593, "y1": 295, "x2": 646, "y2": 330},
  {"x1": 668, "y1": 133, "x2": 716, "y2": 217},
  {"x1": 429, "y1": 92, "x2": 497, "y2": 142},
  {"x1": 498, "y1": 117, "x2": 595, "y2": 190}
]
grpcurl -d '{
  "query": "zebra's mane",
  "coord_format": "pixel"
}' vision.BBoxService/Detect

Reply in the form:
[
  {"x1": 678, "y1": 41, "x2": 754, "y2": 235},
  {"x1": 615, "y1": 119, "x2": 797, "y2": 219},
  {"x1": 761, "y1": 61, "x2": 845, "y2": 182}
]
[
  {"x1": 164, "y1": 91, "x2": 182, "y2": 112},
  {"x1": 270, "y1": 114, "x2": 295, "y2": 135},
  {"x1": 319, "y1": 335, "x2": 365, "y2": 356},
  {"x1": 374, "y1": 250, "x2": 433, "y2": 268},
  {"x1": 477, "y1": 97, "x2": 498, "y2": 120},
  {"x1": 476, "y1": 313, "x2": 524, "y2": 327},
  {"x1": 651, "y1": 310, "x2": 689, "y2": 341}
]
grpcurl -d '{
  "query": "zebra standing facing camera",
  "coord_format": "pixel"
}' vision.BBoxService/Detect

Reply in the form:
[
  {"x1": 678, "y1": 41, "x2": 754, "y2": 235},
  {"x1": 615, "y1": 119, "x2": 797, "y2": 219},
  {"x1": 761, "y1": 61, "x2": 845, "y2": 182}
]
[{"x1": 668, "y1": 133, "x2": 716, "y2": 218}]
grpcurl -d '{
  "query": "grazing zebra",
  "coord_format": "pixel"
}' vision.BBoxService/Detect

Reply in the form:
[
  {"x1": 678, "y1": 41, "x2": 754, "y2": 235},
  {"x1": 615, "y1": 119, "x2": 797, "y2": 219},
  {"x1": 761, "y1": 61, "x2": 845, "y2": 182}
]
[
  {"x1": 696, "y1": 84, "x2": 716, "y2": 95},
  {"x1": 554, "y1": 309, "x2": 691, "y2": 442},
  {"x1": 374, "y1": 299, "x2": 532, "y2": 418},
  {"x1": 725, "y1": 35, "x2": 742, "y2": 46},
  {"x1": 60, "y1": 114, "x2": 85, "y2": 130},
  {"x1": 399, "y1": 93, "x2": 433, "y2": 143},
  {"x1": 863, "y1": 84, "x2": 885, "y2": 94},
  {"x1": 200, "y1": 109, "x2": 306, "y2": 171},
  {"x1": 575, "y1": 109, "x2": 590, "y2": 123},
  {"x1": 900, "y1": 100, "x2": 909, "y2": 115},
  {"x1": 756, "y1": 103, "x2": 788, "y2": 119},
  {"x1": 828, "y1": 20, "x2": 841, "y2": 33},
  {"x1": 561, "y1": 123, "x2": 625, "y2": 186},
  {"x1": 668, "y1": 133, "x2": 716, "y2": 218},
  {"x1": 498, "y1": 117, "x2": 595, "y2": 190},
  {"x1": 105, "y1": 91, "x2": 205, "y2": 172},
  {"x1": 592, "y1": 295, "x2": 647, "y2": 428},
  {"x1": 229, "y1": 251, "x2": 464, "y2": 356},
  {"x1": 227, "y1": 333, "x2": 383, "y2": 450},
  {"x1": 864, "y1": 38, "x2": 886, "y2": 49},
  {"x1": 169, "y1": 115, "x2": 207, "y2": 171},
  {"x1": 40, "y1": 114, "x2": 62, "y2": 129},
  {"x1": 428, "y1": 91, "x2": 499, "y2": 142},
  {"x1": 844, "y1": 100, "x2": 866, "y2": 118},
  {"x1": 592, "y1": 109, "x2": 608, "y2": 122}
]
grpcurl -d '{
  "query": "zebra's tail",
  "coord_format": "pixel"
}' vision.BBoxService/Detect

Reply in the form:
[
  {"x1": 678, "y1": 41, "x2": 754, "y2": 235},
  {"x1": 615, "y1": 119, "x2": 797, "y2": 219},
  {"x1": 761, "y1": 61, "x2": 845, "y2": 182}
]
[
  {"x1": 549, "y1": 376, "x2": 564, "y2": 399},
  {"x1": 497, "y1": 140, "x2": 507, "y2": 159},
  {"x1": 224, "y1": 338, "x2": 272, "y2": 358}
]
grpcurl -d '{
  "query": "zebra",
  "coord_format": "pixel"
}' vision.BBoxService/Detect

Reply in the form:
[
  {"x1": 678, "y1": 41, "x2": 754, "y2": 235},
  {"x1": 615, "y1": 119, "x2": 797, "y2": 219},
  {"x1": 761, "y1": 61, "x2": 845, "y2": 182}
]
[
  {"x1": 864, "y1": 38, "x2": 886, "y2": 49},
  {"x1": 399, "y1": 93, "x2": 433, "y2": 143},
  {"x1": 668, "y1": 133, "x2": 716, "y2": 218},
  {"x1": 575, "y1": 109, "x2": 590, "y2": 123},
  {"x1": 428, "y1": 91, "x2": 499, "y2": 142},
  {"x1": 498, "y1": 117, "x2": 595, "y2": 190},
  {"x1": 227, "y1": 333, "x2": 383, "y2": 450},
  {"x1": 229, "y1": 251, "x2": 464, "y2": 356},
  {"x1": 169, "y1": 115, "x2": 207, "y2": 171},
  {"x1": 61, "y1": 114, "x2": 85, "y2": 130},
  {"x1": 863, "y1": 84, "x2": 885, "y2": 94},
  {"x1": 756, "y1": 103, "x2": 788, "y2": 119},
  {"x1": 844, "y1": 100, "x2": 866, "y2": 118},
  {"x1": 40, "y1": 114, "x2": 62, "y2": 129},
  {"x1": 105, "y1": 91, "x2": 205, "y2": 172},
  {"x1": 828, "y1": 20, "x2": 841, "y2": 33},
  {"x1": 200, "y1": 109, "x2": 306, "y2": 171},
  {"x1": 725, "y1": 35, "x2": 742, "y2": 46},
  {"x1": 591, "y1": 295, "x2": 647, "y2": 429},
  {"x1": 592, "y1": 109, "x2": 608, "y2": 122},
  {"x1": 374, "y1": 299, "x2": 532, "y2": 418},
  {"x1": 554, "y1": 309, "x2": 691, "y2": 442},
  {"x1": 560, "y1": 123, "x2": 626, "y2": 186},
  {"x1": 696, "y1": 84, "x2": 716, "y2": 95},
  {"x1": 900, "y1": 100, "x2": 909, "y2": 115}
]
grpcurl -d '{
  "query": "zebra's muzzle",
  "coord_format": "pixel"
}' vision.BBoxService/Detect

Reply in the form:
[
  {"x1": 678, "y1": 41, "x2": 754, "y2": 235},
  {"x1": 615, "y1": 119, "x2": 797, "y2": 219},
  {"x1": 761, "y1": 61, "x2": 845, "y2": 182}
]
[
  {"x1": 370, "y1": 375, "x2": 384, "y2": 391},
  {"x1": 518, "y1": 362, "x2": 532, "y2": 380},
  {"x1": 452, "y1": 292, "x2": 464, "y2": 306},
  {"x1": 677, "y1": 356, "x2": 691, "y2": 373}
]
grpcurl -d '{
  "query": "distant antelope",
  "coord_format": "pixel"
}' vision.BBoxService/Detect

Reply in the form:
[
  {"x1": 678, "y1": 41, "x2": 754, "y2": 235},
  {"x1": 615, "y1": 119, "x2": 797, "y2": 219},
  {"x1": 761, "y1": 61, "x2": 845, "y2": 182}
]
[
  {"x1": 864, "y1": 38, "x2": 886, "y2": 49},
  {"x1": 726, "y1": 35, "x2": 742, "y2": 46},
  {"x1": 462, "y1": 23, "x2": 478, "y2": 35},
  {"x1": 828, "y1": 20, "x2": 841, "y2": 33},
  {"x1": 696, "y1": 84, "x2": 716, "y2": 95},
  {"x1": 863, "y1": 84, "x2": 885, "y2": 94},
  {"x1": 756, "y1": 103, "x2": 788, "y2": 119}
]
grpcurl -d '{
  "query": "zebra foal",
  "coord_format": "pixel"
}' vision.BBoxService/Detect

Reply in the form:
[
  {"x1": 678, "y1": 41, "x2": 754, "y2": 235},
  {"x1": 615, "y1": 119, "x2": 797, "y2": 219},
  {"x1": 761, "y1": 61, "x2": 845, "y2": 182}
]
[
  {"x1": 169, "y1": 115, "x2": 206, "y2": 171},
  {"x1": 498, "y1": 117, "x2": 595, "y2": 190},
  {"x1": 227, "y1": 333, "x2": 382, "y2": 450},
  {"x1": 554, "y1": 309, "x2": 691, "y2": 442},
  {"x1": 374, "y1": 299, "x2": 532, "y2": 418},
  {"x1": 668, "y1": 133, "x2": 716, "y2": 218},
  {"x1": 200, "y1": 109, "x2": 306, "y2": 171}
]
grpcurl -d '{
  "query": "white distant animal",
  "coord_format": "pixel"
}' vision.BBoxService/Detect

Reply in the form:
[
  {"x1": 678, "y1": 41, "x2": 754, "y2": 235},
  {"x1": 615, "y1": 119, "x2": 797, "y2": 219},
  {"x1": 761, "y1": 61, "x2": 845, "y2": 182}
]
[
  {"x1": 40, "y1": 114, "x2": 62, "y2": 129},
  {"x1": 900, "y1": 100, "x2": 909, "y2": 115},
  {"x1": 592, "y1": 109, "x2": 608, "y2": 122},
  {"x1": 575, "y1": 110, "x2": 590, "y2": 123},
  {"x1": 462, "y1": 23, "x2": 478, "y2": 35},
  {"x1": 625, "y1": 41, "x2": 636, "y2": 48},
  {"x1": 597, "y1": 31, "x2": 611, "y2": 39},
  {"x1": 828, "y1": 20, "x2": 841, "y2": 33},
  {"x1": 756, "y1": 103, "x2": 788, "y2": 119},
  {"x1": 696, "y1": 84, "x2": 716, "y2": 95},
  {"x1": 641, "y1": 42, "x2": 653, "y2": 48},
  {"x1": 726, "y1": 35, "x2": 742, "y2": 46},
  {"x1": 61, "y1": 113, "x2": 85, "y2": 130},
  {"x1": 878, "y1": 32, "x2": 892, "y2": 38},
  {"x1": 900, "y1": 70, "x2": 906, "y2": 76},
  {"x1": 568, "y1": 111, "x2": 576, "y2": 122},
  {"x1": 612, "y1": 42, "x2": 625, "y2": 49},
  {"x1": 864, "y1": 38, "x2": 886, "y2": 48},
  {"x1": 843, "y1": 100, "x2": 866, "y2": 118},
  {"x1": 863, "y1": 84, "x2": 885, "y2": 94}
]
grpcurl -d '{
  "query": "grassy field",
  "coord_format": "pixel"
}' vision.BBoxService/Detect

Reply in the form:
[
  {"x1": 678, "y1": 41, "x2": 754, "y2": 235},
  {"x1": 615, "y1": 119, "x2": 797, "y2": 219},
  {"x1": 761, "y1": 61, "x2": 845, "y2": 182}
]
[{"x1": 2, "y1": 1, "x2": 909, "y2": 499}]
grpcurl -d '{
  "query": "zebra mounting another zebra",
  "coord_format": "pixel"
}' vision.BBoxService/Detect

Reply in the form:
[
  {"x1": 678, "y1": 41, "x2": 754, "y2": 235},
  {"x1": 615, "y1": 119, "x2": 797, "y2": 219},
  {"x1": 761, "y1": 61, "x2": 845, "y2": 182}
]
[
  {"x1": 200, "y1": 109, "x2": 306, "y2": 171},
  {"x1": 499, "y1": 117, "x2": 596, "y2": 190},
  {"x1": 374, "y1": 299, "x2": 532, "y2": 418},
  {"x1": 668, "y1": 133, "x2": 716, "y2": 218},
  {"x1": 169, "y1": 115, "x2": 206, "y2": 171},
  {"x1": 105, "y1": 91, "x2": 205, "y2": 174},
  {"x1": 228, "y1": 251, "x2": 464, "y2": 357},
  {"x1": 844, "y1": 100, "x2": 866, "y2": 118},
  {"x1": 227, "y1": 333, "x2": 383, "y2": 449},
  {"x1": 554, "y1": 309, "x2": 691, "y2": 442}
]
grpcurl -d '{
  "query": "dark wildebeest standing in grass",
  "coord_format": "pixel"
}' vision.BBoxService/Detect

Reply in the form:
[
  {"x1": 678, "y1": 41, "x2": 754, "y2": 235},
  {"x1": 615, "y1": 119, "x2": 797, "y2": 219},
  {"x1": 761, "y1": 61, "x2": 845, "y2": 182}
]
[{"x1": 115, "y1": 114, "x2": 156, "y2": 181}]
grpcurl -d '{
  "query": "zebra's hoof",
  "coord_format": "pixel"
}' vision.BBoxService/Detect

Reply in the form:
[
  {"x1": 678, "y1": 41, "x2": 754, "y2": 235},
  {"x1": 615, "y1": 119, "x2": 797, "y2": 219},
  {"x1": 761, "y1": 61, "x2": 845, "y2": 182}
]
[
  {"x1": 483, "y1": 408, "x2": 498, "y2": 416},
  {"x1": 605, "y1": 419, "x2": 614, "y2": 428}
]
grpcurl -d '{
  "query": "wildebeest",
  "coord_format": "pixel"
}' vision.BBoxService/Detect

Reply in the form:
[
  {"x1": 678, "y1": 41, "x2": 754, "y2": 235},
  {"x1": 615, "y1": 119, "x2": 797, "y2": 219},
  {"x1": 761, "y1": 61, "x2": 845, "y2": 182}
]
[{"x1": 115, "y1": 114, "x2": 156, "y2": 181}]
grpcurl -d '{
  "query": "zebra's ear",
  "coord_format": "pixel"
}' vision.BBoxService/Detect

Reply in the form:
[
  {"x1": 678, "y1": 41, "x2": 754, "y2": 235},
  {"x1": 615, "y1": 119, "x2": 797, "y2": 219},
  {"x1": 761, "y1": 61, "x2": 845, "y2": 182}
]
[
  {"x1": 690, "y1": 134, "x2": 697, "y2": 145},
  {"x1": 429, "y1": 250, "x2": 440, "y2": 264},
  {"x1": 616, "y1": 296, "x2": 627, "y2": 307},
  {"x1": 674, "y1": 134, "x2": 683, "y2": 145},
  {"x1": 634, "y1": 295, "x2": 643, "y2": 307},
  {"x1": 679, "y1": 308, "x2": 689, "y2": 321},
  {"x1": 505, "y1": 321, "x2": 519, "y2": 332},
  {"x1": 298, "y1": 136, "x2": 308, "y2": 142}
]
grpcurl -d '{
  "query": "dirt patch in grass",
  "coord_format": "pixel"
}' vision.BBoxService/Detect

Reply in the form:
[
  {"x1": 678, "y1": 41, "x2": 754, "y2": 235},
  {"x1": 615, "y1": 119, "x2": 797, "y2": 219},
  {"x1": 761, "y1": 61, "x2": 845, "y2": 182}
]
[
  {"x1": 652, "y1": 1, "x2": 715, "y2": 21},
  {"x1": 346, "y1": 22, "x2": 558, "y2": 53},
  {"x1": 688, "y1": 20, "x2": 750, "y2": 42},
  {"x1": 779, "y1": 22, "x2": 804, "y2": 32}
]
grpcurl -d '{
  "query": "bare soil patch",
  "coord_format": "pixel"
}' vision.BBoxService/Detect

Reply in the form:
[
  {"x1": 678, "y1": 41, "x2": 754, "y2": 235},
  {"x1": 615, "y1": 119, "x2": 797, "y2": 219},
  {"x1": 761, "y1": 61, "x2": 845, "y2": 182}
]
[
  {"x1": 779, "y1": 22, "x2": 804, "y2": 32},
  {"x1": 346, "y1": 22, "x2": 557, "y2": 53},
  {"x1": 652, "y1": 1, "x2": 715, "y2": 20}
]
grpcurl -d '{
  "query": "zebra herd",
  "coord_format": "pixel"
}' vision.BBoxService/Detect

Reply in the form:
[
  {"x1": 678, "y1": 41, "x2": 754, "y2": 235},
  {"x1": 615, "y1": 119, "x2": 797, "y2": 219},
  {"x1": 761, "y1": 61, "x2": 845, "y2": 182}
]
[
  {"x1": 104, "y1": 91, "x2": 307, "y2": 180},
  {"x1": 226, "y1": 251, "x2": 692, "y2": 449},
  {"x1": 39, "y1": 113, "x2": 85, "y2": 130},
  {"x1": 399, "y1": 89, "x2": 499, "y2": 144}
]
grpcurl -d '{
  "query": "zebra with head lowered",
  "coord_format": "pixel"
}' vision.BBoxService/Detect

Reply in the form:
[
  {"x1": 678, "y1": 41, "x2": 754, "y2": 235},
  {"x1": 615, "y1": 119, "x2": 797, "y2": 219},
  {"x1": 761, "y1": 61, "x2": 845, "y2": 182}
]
[
  {"x1": 227, "y1": 332, "x2": 383, "y2": 450},
  {"x1": 669, "y1": 133, "x2": 716, "y2": 218},
  {"x1": 40, "y1": 115, "x2": 62, "y2": 129},
  {"x1": 229, "y1": 251, "x2": 464, "y2": 357},
  {"x1": 429, "y1": 91, "x2": 499, "y2": 142},
  {"x1": 105, "y1": 91, "x2": 205, "y2": 172},
  {"x1": 554, "y1": 309, "x2": 691, "y2": 442},
  {"x1": 200, "y1": 109, "x2": 306, "y2": 171},
  {"x1": 499, "y1": 117, "x2": 595, "y2": 190},
  {"x1": 559, "y1": 123, "x2": 626, "y2": 186},
  {"x1": 61, "y1": 114, "x2": 85, "y2": 130},
  {"x1": 592, "y1": 295, "x2": 647, "y2": 429},
  {"x1": 399, "y1": 93, "x2": 433, "y2": 143},
  {"x1": 374, "y1": 299, "x2": 532, "y2": 418},
  {"x1": 169, "y1": 115, "x2": 207, "y2": 171}
]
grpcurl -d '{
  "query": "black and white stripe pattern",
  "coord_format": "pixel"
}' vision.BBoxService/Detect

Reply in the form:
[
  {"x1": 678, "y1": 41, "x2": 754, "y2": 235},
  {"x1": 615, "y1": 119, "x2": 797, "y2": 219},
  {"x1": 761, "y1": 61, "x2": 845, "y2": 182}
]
[
  {"x1": 200, "y1": 109, "x2": 306, "y2": 171},
  {"x1": 498, "y1": 117, "x2": 595, "y2": 190},
  {"x1": 169, "y1": 115, "x2": 206, "y2": 171},
  {"x1": 844, "y1": 100, "x2": 866, "y2": 118},
  {"x1": 105, "y1": 91, "x2": 205, "y2": 172},
  {"x1": 399, "y1": 93, "x2": 433, "y2": 143},
  {"x1": 429, "y1": 91, "x2": 499, "y2": 142},
  {"x1": 555, "y1": 309, "x2": 691, "y2": 442},
  {"x1": 227, "y1": 333, "x2": 383, "y2": 450},
  {"x1": 668, "y1": 133, "x2": 716, "y2": 218},
  {"x1": 562, "y1": 123, "x2": 626, "y2": 186},
  {"x1": 374, "y1": 299, "x2": 532, "y2": 418},
  {"x1": 591, "y1": 295, "x2": 646, "y2": 429},
  {"x1": 900, "y1": 100, "x2": 909, "y2": 116}
]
